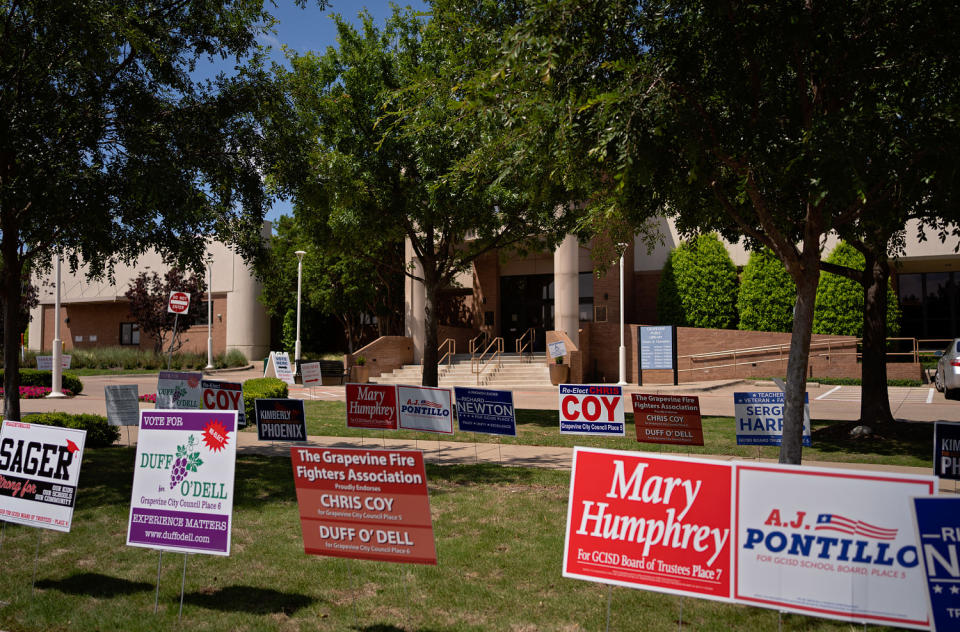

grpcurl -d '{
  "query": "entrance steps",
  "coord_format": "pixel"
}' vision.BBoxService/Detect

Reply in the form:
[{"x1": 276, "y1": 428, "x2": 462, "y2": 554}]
[{"x1": 371, "y1": 353, "x2": 552, "y2": 388}]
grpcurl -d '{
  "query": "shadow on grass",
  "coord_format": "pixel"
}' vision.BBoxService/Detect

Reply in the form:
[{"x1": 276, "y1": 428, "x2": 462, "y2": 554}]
[
  {"x1": 183, "y1": 584, "x2": 315, "y2": 614},
  {"x1": 424, "y1": 463, "x2": 554, "y2": 487},
  {"x1": 810, "y1": 420, "x2": 933, "y2": 459},
  {"x1": 355, "y1": 626, "x2": 442, "y2": 632},
  {"x1": 35, "y1": 572, "x2": 153, "y2": 598}
]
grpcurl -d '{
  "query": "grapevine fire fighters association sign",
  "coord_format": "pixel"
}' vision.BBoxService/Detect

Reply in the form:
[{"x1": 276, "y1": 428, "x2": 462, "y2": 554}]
[
  {"x1": 563, "y1": 447, "x2": 936, "y2": 628},
  {"x1": 127, "y1": 409, "x2": 237, "y2": 556},
  {"x1": 0, "y1": 421, "x2": 86, "y2": 532},
  {"x1": 291, "y1": 447, "x2": 436, "y2": 565}
]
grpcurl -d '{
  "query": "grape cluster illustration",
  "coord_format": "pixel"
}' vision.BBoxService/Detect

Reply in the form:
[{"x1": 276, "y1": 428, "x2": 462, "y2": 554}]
[{"x1": 169, "y1": 434, "x2": 203, "y2": 488}]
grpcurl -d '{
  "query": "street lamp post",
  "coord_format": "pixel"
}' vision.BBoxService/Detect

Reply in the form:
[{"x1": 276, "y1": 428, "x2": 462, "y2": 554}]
[
  {"x1": 294, "y1": 250, "x2": 306, "y2": 372},
  {"x1": 618, "y1": 245, "x2": 628, "y2": 386},
  {"x1": 47, "y1": 252, "x2": 66, "y2": 398},
  {"x1": 205, "y1": 255, "x2": 214, "y2": 370}
]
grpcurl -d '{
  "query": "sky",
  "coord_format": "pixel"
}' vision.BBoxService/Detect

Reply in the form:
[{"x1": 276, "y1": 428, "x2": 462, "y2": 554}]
[{"x1": 220, "y1": 0, "x2": 430, "y2": 224}]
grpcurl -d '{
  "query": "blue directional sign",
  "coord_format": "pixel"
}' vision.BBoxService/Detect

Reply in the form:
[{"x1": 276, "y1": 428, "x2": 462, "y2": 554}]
[
  {"x1": 913, "y1": 496, "x2": 960, "y2": 632},
  {"x1": 454, "y1": 387, "x2": 516, "y2": 436},
  {"x1": 639, "y1": 326, "x2": 674, "y2": 370}
]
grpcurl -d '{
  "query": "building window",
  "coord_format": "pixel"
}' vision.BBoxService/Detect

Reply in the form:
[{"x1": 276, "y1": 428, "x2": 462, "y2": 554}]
[
  {"x1": 120, "y1": 322, "x2": 140, "y2": 345},
  {"x1": 578, "y1": 272, "x2": 594, "y2": 322}
]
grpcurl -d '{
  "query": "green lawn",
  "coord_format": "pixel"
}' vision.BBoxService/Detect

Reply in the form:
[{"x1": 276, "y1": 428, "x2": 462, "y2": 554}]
[
  {"x1": 241, "y1": 401, "x2": 934, "y2": 469},
  {"x1": 0, "y1": 448, "x2": 907, "y2": 631}
]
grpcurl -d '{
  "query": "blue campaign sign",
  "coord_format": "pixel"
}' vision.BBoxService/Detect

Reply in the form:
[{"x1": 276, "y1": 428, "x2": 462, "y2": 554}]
[
  {"x1": 454, "y1": 387, "x2": 516, "y2": 436},
  {"x1": 934, "y1": 422, "x2": 960, "y2": 481},
  {"x1": 733, "y1": 392, "x2": 811, "y2": 447},
  {"x1": 639, "y1": 326, "x2": 674, "y2": 370},
  {"x1": 913, "y1": 496, "x2": 960, "y2": 632}
]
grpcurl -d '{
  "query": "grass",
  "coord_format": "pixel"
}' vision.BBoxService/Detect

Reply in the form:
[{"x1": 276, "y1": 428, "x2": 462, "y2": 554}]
[
  {"x1": 0, "y1": 448, "x2": 906, "y2": 631},
  {"x1": 240, "y1": 402, "x2": 934, "y2": 469}
]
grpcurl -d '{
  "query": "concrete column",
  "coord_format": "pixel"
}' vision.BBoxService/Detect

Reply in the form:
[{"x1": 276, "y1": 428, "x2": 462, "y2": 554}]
[
  {"x1": 554, "y1": 233, "x2": 579, "y2": 346},
  {"x1": 404, "y1": 238, "x2": 425, "y2": 363},
  {"x1": 27, "y1": 304, "x2": 43, "y2": 351},
  {"x1": 226, "y1": 222, "x2": 271, "y2": 360}
]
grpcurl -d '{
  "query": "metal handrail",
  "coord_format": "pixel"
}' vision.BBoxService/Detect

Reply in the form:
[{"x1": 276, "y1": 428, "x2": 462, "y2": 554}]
[
  {"x1": 472, "y1": 337, "x2": 504, "y2": 385},
  {"x1": 438, "y1": 338, "x2": 455, "y2": 367},
  {"x1": 468, "y1": 331, "x2": 489, "y2": 355},
  {"x1": 515, "y1": 327, "x2": 535, "y2": 355}
]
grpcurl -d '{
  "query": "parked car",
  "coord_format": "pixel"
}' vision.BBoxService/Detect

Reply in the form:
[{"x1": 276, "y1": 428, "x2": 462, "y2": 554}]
[{"x1": 934, "y1": 338, "x2": 960, "y2": 400}]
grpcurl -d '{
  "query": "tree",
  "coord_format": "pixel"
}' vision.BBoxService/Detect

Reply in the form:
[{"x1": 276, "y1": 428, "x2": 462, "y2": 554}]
[
  {"x1": 124, "y1": 269, "x2": 205, "y2": 354},
  {"x1": 0, "y1": 1, "x2": 325, "y2": 419},
  {"x1": 738, "y1": 249, "x2": 795, "y2": 334},
  {"x1": 657, "y1": 233, "x2": 738, "y2": 329},
  {"x1": 267, "y1": 4, "x2": 573, "y2": 386},
  {"x1": 485, "y1": 0, "x2": 960, "y2": 463},
  {"x1": 814, "y1": 242, "x2": 900, "y2": 338}
]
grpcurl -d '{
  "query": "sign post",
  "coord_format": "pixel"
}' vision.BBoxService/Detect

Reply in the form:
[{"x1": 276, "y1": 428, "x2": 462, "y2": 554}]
[{"x1": 166, "y1": 291, "x2": 191, "y2": 370}]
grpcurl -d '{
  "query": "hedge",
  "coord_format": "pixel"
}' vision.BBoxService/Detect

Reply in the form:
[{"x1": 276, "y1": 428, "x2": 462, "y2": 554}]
[
  {"x1": 0, "y1": 369, "x2": 84, "y2": 395},
  {"x1": 813, "y1": 242, "x2": 901, "y2": 337},
  {"x1": 242, "y1": 378, "x2": 288, "y2": 422},
  {"x1": 22, "y1": 412, "x2": 120, "y2": 447},
  {"x1": 657, "y1": 233, "x2": 739, "y2": 329},
  {"x1": 738, "y1": 248, "x2": 796, "y2": 333}
]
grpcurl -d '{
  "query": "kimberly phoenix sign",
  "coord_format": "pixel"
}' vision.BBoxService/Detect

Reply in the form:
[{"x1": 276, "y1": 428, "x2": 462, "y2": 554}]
[
  {"x1": 255, "y1": 399, "x2": 306, "y2": 441},
  {"x1": 563, "y1": 448, "x2": 935, "y2": 628},
  {"x1": 127, "y1": 410, "x2": 237, "y2": 556},
  {"x1": 346, "y1": 384, "x2": 398, "y2": 430},
  {"x1": 454, "y1": 387, "x2": 516, "y2": 436},
  {"x1": 933, "y1": 422, "x2": 960, "y2": 480},
  {"x1": 397, "y1": 385, "x2": 453, "y2": 434},
  {"x1": 559, "y1": 385, "x2": 624, "y2": 436},
  {"x1": 291, "y1": 447, "x2": 436, "y2": 565},
  {"x1": 0, "y1": 421, "x2": 86, "y2": 532}
]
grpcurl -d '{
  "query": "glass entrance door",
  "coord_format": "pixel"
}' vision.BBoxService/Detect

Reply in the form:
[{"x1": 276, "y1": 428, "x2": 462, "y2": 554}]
[{"x1": 500, "y1": 274, "x2": 554, "y2": 352}]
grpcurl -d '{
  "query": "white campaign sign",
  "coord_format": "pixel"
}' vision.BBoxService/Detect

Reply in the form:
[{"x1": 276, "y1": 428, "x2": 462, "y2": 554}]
[
  {"x1": 735, "y1": 464, "x2": 934, "y2": 628},
  {"x1": 397, "y1": 385, "x2": 453, "y2": 434},
  {"x1": 300, "y1": 362, "x2": 322, "y2": 386},
  {"x1": 0, "y1": 421, "x2": 86, "y2": 532}
]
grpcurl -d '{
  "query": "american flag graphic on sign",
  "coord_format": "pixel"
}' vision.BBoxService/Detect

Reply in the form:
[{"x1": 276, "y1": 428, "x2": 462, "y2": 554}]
[{"x1": 814, "y1": 514, "x2": 898, "y2": 540}]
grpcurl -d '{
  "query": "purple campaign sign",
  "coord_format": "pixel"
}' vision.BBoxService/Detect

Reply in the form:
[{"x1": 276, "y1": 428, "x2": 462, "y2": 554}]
[
  {"x1": 128, "y1": 508, "x2": 231, "y2": 553},
  {"x1": 127, "y1": 409, "x2": 237, "y2": 556}
]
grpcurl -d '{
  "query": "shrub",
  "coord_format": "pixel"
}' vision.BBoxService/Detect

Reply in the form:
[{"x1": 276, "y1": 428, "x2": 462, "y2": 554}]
[
  {"x1": 738, "y1": 248, "x2": 796, "y2": 332},
  {"x1": 242, "y1": 378, "x2": 288, "y2": 422},
  {"x1": 657, "y1": 233, "x2": 739, "y2": 329},
  {"x1": 23, "y1": 412, "x2": 120, "y2": 447},
  {"x1": 813, "y1": 242, "x2": 901, "y2": 337},
  {"x1": 0, "y1": 369, "x2": 84, "y2": 395}
]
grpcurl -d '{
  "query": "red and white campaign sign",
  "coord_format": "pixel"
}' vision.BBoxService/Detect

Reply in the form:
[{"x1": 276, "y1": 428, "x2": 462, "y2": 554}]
[
  {"x1": 346, "y1": 384, "x2": 398, "y2": 430},
  {"x1": 291, "y1": 447, "x2": 436, "y2": 565},
  {"x1": 735, "y1": 464, "x2": 935, "y2": 628},
  {"x1": 564, "y1": 447, "x2": 734, "y2": 601},
  {"x1": 167, "y1": 291, "x2": 191, "y2": 314},
  {"x1": 397, "y1": 385, "x2": 453, "y2": 434},
  {"x1": 559, "y1": 385, "x2": 625, "y2": 436}
]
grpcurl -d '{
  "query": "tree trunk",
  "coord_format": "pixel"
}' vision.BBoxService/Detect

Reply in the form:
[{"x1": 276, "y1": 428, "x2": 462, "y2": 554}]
[
  {"x1": 780, "y1": 266, "x2": 819, "y2": 465},
  {"x1": 859, "y1": 255, "x2": 894, "y2": 426},
  {"x1": 421, "y1": 269, "x2": 440, "y2": 387},
  {"x1": 1, "y1": 228, "x2": 22, "y2": 421}
]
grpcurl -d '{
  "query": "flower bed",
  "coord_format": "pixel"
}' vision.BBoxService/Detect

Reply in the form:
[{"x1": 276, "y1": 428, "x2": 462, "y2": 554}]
[
  {"x1": 139, "y1": 393, "x2": 156, "y2": 403},
  {"x1": 0, "y1": 386, "x2": 74, "y2": 399}
]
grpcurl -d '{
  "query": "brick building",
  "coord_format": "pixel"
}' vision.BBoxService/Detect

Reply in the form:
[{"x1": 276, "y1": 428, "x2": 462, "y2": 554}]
[{"x1": 27, "y1": 226, "x2": 270, "y2": 361}]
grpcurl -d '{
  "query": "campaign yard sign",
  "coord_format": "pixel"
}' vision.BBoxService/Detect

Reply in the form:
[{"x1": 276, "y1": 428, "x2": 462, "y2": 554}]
[
  {"x1": 735, "y1": 464, "x2": 935, "y2": 628},
  {"x1": 291, "y1": 447, "x2": 437, "y2": 565},
  {"x1": 397, "y1": 385, "x2": 453, "y2": 434},
  {"x1": 912, "y1": 496, "x2": 960, "y2": 632},
  {"x1": 559, "y1": 385, "x2": 624, "y2": 436},
  {"x1": 36, "y1": 355, "x2": 72, "y2": 371},
  {"x1": 454, "y1": 387, "x2": 516, "y2": 436},
  {"x1": 564, "y1": 448, "x2": 734, "y2": 601},
  {"x1": 255, "y1": 399, "x2": 307, "y2": 442},
  {"x1": 127, "y1": 409, "x2": 237, "y2": 556},
  {"x1": 201, "y1": 379, "x2": 246, "y2": 427},
  {"x1": 934, "y1": 422, "x2": 960, "y2": 480},
  {"x1": 632, "y1": 393, "x2": 704, "y2": 446},
  {"x1": 301, "y1": 361, "x2": 322, "y2": 386},
  {"x1": 156, "y1": 371, "x2": 203, "y2": 409},
  {"x1": 0, "y1": 421, "x2": 86, "y2": 532},
  {"x1": 734, "y1": 392, "x2": 811, "y2": 447},
  {"x1": 346, "y1": 384, "x2": 398, "y2": 430}
]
